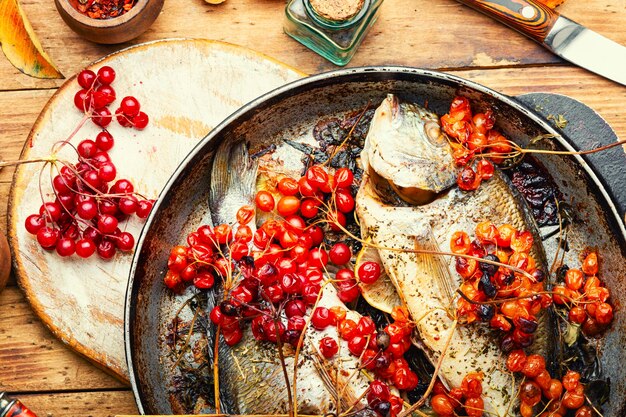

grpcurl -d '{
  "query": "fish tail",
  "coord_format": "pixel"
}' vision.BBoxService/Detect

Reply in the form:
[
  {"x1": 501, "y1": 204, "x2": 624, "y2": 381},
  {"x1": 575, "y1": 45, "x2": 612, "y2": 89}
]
[{"x1": 209, "y1": 140, "x2": 258, "y2": 224}]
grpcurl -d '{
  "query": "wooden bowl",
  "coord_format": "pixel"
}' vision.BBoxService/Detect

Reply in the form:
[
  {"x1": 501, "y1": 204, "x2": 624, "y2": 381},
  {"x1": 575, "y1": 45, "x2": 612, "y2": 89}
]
[{"x1": 54, "y1": 0, "x2": 165, "y2": 44}]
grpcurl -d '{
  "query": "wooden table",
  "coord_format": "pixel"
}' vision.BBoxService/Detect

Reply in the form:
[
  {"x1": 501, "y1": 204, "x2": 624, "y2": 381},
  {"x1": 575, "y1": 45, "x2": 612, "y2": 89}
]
[{"x1": 0, "y1": 0, "x2": 624, "y2": 415}]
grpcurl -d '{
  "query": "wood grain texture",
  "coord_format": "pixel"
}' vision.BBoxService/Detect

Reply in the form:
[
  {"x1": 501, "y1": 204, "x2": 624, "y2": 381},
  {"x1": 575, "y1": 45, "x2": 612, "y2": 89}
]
[
  {"x1": 0, "y1": 286, "x2": 125, "y2": 391},
  {"x1": 1, "y1": 0, "x2": 625, "y2": 91},
  {"x1": 16, "y1": 390, "x2": 138, "y2": 417}
]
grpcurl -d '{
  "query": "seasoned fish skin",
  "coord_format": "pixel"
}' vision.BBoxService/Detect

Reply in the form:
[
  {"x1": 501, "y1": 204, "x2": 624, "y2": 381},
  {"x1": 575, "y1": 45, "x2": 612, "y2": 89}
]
[{"x1": 357, "y1": 171, "x2": 548, "y2": 417}]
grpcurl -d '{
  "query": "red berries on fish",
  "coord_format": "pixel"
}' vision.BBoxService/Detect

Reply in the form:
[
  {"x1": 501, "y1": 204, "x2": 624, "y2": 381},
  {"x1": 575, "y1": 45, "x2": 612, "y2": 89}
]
[{"x1": 440, "y1": 96, "x2": 511, "y2": 191}]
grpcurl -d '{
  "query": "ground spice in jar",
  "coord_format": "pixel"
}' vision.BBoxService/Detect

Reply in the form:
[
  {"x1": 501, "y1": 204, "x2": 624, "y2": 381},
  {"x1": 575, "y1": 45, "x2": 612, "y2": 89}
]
[{"x1": 70, "y1": 0, "x2": 137, "y2": 19}]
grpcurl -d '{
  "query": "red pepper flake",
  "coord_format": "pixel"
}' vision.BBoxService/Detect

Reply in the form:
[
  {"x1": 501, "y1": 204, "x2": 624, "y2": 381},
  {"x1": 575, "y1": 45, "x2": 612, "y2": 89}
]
[{"x1": 70, "y1": 0, "x2": 137, "y2": 19}]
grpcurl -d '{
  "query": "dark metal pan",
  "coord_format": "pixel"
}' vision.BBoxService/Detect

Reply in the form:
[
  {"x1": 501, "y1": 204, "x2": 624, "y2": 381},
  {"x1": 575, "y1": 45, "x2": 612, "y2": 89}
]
[{"x1": 125, "y1": 67, "x2": 626, "y2": 416}]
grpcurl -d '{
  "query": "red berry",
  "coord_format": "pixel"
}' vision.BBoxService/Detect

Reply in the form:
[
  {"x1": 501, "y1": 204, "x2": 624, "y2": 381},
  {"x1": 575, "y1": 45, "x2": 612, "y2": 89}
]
[
  {"x1": 337, "y1": 282, "x2": 360, "y2": 304},
  {"x1": 77, "y1": 139, "x2": 98, "y2": 158},
  {"x1": 118, "y1": 196, "x2": 138, "y2": 215},
  {"x1": 120, "y1": 96, "x2": 141, "y2": 117},
  {"x1": 306, "y1": 166, "x2": 329, "y2": 189},
  {"x1": 329, "y1": 243, "x2": 352, "y2": 265},
  {"x1": 55, "y1": 238, "x2": 76, "y2": 257},
  {"x1": 319, "y1": 337, "x2": 339, "y2": 358},
  {"x1": 99, "y1": 199, "x2": 118, "y2": 216},
  {"x1": 280, "y1": 272, "x2": 303, "y2": 294},
  {"x1": 97, "y1": 66, "x2": 116, "y2": 85},
  {"x1": 98, "y1": 162, "x2": 117, "y2": 183},
  {"x1": 132, "y1": 112, "x2": 149, "y2": 129},
  {"x1": 52, "y1": 175, "x2": 72, "y2": 194},
  {"x1": 306, "y1": 225, "x2": 324, "y2": 246},
  {"x1": 335, "y1": 168, "x2": 354, "y2": 189},
  {"x1": 302, "y1": 283, "x2": 321, "y2": 305},
  {"x1": 75, "y1": 238, "x2": 96, "y2": 258},
  {"x1": 92, "y1": 86, "x2": 115, "y2": 109},
  {"x1": 358, "y1": 261, "x2": 382, "y2": 284},
  {"x1": 74, "y1": 89, "x2": 93, "y2": 112},
  {"x1": 25, "y1": 214, "x2": 45, "y2": 234},
  {"x1": 136, "y1": 199, "x2": 154, "y2": 218},
  {"x1": 210, "y1": 306, "x2": 224, "y2": 325},
  {"x1": 39, "y1": 202, "x2": 63, "y2": 222},
  {"x1": 285, "y1": 299, "x2": 307, "y2": 318},
  {"x1": 308, "y1": 248, "x2": 328, "y2": 268},
  {"x1": 37, "y1": 227, "x2": 60, "y2": 249},
  {"x1": 77, "y1": 69, "x2": 97, "y2": 89},
  {"x1": 335, "y1": 188, "x2": 355, "y2": 213},
  {"x1": 115, "y1": 232, "x2": 135, "y2": 251},
  {"x1": 394, "y1": 367, "x2": 419, "y2": 391},
  {"x1": 111, "y1": 178, "x2": 134, "y2": 194},
  {"x1": 96, "y1": 239, "x2": 115, "y2": 259},
  {"x1": 92, "y1": 108, "x2": 112, "y2": 127},
  {"x1": 97, "y1": 214, "x2": 119, "y2": 234},
  {"x1": 311, "y1": 307, "x2": 332, "y2": 330},
  {"x1": 357, "y1": 316, "x2": 376, "y2": 336},
  {"x1": 194, "y1": 271, "x2": 215, "y2": 289},
  {"x1": 115, "y1": 108, "x2": 133, "y2": 127},
  {"x1": 300, "y1": 198, "x2": 320, "y2": 218},
  {"x1": 367, "y1": 380, "x2": 391, "y2": 405},
  {"x1": 348, "y1": 335, "x2": 367, "y2": 356},
  {"x1": 95, "y1": 131, "x2": 114, "y2": 151},
  {"x1": 222, "y1": 328, "x2": 243, "y2": 346},
  {"x1": 82, "y1": 170, "x2": 101, "y2": 189}
]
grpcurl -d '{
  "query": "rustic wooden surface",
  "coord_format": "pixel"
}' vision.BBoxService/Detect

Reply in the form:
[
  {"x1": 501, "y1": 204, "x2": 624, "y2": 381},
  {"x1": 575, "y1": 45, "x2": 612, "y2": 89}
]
[{"x1": 0, "y1": 0, "x2": 624, "y2": 416}]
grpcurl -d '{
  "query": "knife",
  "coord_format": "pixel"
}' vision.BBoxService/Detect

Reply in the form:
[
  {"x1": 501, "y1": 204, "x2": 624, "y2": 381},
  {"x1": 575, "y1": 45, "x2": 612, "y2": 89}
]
[{"x1": 455, "y1": 0, "x2": 626, "y2": 87}]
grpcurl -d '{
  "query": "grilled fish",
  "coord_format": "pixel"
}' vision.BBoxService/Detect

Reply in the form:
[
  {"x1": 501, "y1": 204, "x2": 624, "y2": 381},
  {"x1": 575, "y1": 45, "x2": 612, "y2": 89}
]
[
  {"x1": 207, "y1": 140, "x2": 372, "y2": 415},
  {"x1": 356, "y1": 95, "x2": 553, "y2": 417}
]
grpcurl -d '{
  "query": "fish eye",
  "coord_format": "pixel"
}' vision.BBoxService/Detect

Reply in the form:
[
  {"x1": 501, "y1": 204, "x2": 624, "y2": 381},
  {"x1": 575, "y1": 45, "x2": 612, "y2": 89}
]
[{"x1": 424, "y1": 121, "x2": 446, "y2": 147}]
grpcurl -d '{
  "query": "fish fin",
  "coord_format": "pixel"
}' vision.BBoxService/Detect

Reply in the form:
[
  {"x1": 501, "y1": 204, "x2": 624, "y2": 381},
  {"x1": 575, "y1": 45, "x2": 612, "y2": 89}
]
[
  {"x1": 311, "y1": 353, "x2": 359, "y2": 412},
  {"x1": 209, "y1": 140, "x2": 258, "y2": 225},
  {"x1": 414, "y1": 231, "x2": 457, "y2": 314}
]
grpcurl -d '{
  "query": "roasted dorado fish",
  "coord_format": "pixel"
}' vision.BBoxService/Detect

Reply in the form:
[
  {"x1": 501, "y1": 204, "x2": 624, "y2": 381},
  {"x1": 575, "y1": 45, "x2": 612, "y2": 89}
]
[
  {"x1": 356, "y1": 94, "x2": 554, "y2": 417},
  {"x1": 207, "y1": 140, "x2": 373, "y2": 415}
]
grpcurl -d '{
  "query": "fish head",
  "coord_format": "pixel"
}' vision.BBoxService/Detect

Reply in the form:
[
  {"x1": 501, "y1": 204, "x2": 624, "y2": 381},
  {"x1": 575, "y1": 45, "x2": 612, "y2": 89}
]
[{"x1": 362, "y1": 94, "x2": 459, "y2": 205}]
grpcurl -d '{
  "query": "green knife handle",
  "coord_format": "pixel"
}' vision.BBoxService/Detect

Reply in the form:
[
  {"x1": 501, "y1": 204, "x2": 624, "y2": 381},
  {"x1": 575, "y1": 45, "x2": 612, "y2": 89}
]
[{"x1": 456, "y1": 0, "x2": 559, "y2": 43}]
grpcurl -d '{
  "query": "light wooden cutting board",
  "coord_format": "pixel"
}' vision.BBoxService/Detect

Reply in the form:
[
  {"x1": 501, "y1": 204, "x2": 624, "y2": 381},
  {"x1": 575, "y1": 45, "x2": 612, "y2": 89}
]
[{"x1": 7, "y1": 39, "x2": 304, "y2": 382}]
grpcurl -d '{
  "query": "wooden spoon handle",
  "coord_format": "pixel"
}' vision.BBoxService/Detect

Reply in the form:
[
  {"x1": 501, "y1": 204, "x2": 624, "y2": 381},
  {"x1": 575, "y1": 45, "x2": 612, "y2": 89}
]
[{"x1": 456, "y1": 0, "x2": 560, "y2": 43}]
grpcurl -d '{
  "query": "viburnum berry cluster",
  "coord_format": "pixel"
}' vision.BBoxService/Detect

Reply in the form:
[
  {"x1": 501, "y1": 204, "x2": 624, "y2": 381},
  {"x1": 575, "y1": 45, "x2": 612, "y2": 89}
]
[
  {"x1": 430, "y1": 373, "x2": 485, "y2": 417},
  {"x1": 23, "y1": 65, "x2": 154, "y2": 258},
  {"x1": 440, "y1": 96, "x2": 513, "y2": 191},
  {"x1": 451, "y1": 222, "x2": 551, "y2": 352},
  {"x1": 164, "y1": 164, "x2": 421, "y2": 411},
  {"x1": 506, "y1": 351, "x2": 594, "y2": 417},
  {"x1": 553, "y1": 251, "x2": 614, "y2": 336},
  {"x1": 74, "y1": 65, "x2": 149, "y2": 130},
  {"x1": 324, "y1": 305, "x2": 419, "y2": 392}
]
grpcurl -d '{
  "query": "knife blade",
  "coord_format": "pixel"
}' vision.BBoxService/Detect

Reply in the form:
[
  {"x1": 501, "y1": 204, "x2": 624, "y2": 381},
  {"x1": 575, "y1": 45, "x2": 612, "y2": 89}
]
[{"x1": 455, "y1": 0, "x2": 626, "y2": 87}]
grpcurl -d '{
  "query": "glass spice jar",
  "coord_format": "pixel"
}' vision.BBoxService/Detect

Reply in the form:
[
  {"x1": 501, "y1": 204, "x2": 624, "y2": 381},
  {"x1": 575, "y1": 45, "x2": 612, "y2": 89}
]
[{"x1": 284, "y1": 0, "x2": 385, "y2": 66}]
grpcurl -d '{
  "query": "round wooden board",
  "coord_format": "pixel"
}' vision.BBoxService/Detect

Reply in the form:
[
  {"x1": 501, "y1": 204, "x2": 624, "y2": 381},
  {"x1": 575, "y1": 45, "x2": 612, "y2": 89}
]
[{"x1": 7, "y1": 39, "x2": 304, "y2": 382}]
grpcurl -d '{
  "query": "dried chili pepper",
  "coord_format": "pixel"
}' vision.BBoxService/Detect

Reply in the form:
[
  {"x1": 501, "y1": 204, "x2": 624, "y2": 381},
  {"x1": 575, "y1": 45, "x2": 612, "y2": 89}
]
[{"x1": 70, "y1": 0, "x2": 136, "y2": 19}]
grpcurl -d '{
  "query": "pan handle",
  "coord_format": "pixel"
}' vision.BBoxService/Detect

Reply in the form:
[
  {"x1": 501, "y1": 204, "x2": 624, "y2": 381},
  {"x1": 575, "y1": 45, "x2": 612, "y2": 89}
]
[{"x1": 515, "y1": 92, "x2": 626, "y2": 226}]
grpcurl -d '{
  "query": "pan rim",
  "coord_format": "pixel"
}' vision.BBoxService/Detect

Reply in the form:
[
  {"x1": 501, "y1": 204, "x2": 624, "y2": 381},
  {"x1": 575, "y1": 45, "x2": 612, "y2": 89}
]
[{"x1": 125, "y1": 66, "x2": 626, "y2": 414}]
